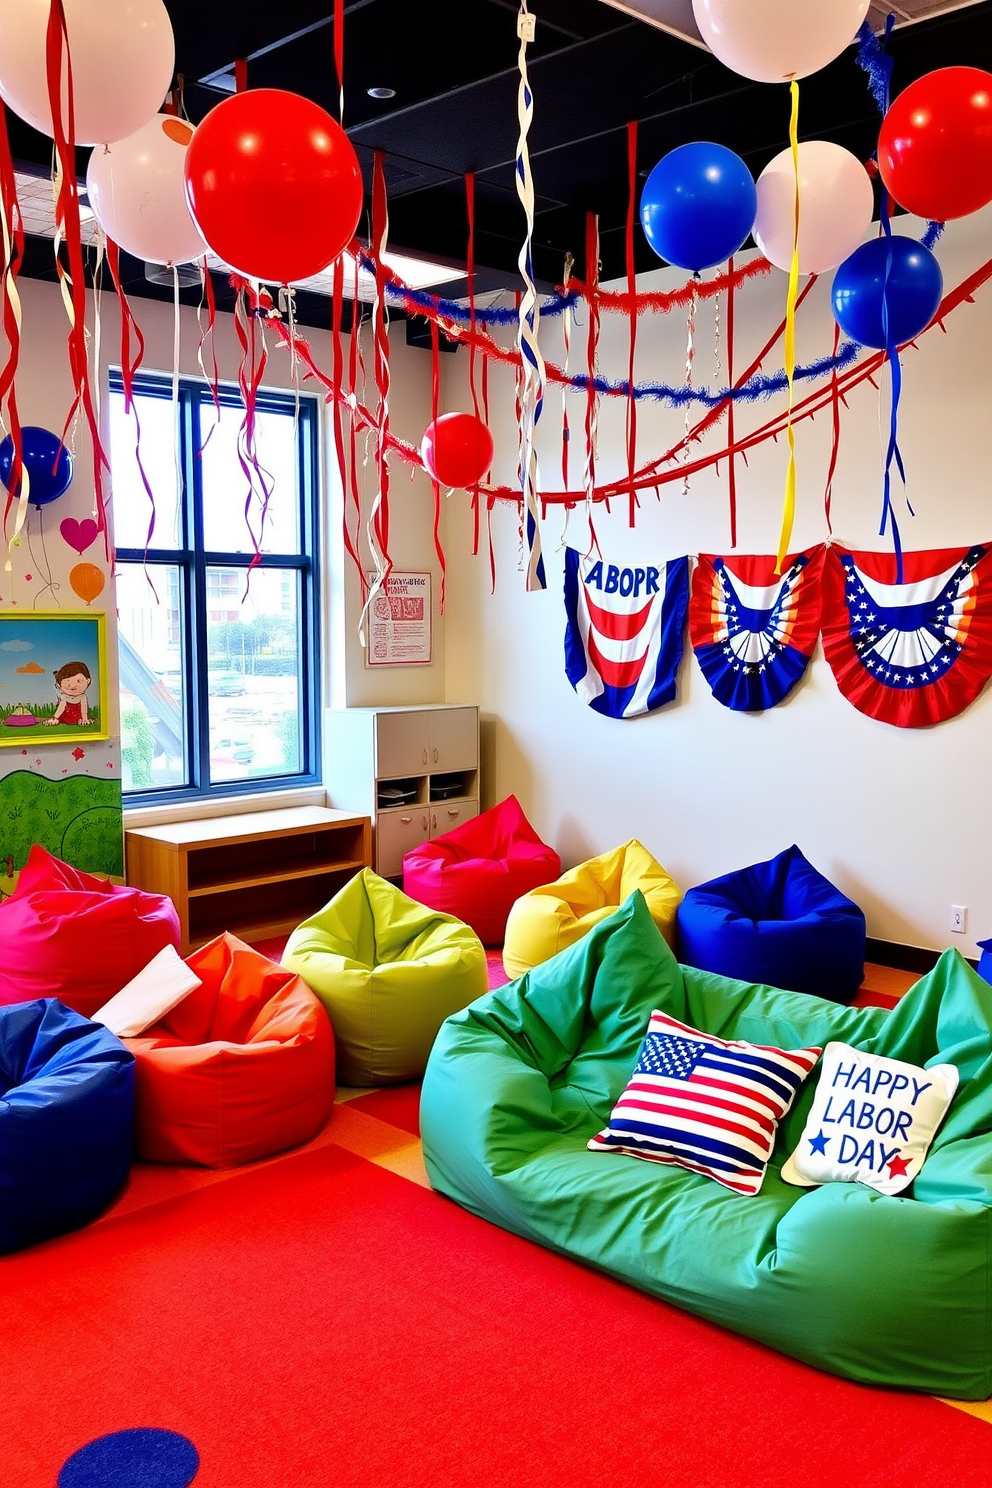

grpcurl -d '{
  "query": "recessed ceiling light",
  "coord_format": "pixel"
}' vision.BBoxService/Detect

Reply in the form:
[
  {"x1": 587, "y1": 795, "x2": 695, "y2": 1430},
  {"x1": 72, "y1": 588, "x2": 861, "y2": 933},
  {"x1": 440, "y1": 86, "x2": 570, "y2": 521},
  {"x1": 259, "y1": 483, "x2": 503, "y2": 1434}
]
[{"x1": 367, "y1": 86, "x2": 396, "y2": 100}]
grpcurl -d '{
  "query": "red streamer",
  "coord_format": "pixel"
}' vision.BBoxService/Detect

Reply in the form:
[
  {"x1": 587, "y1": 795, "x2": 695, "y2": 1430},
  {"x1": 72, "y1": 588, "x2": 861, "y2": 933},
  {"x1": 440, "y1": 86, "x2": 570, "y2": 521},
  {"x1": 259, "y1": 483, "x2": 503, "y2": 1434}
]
[
  {"x1": 584, "y1": 211, "x2": 600, "y2": 506},
  {"x1": 332, "y1": 254, "x2": 362, "y2": 583},
  {"x1": 348, "y1": 270, "x2": 366, "y2": 605},
  {"x1": 625, "y1": 121, "x2": 638, "y2": 527},
  {"x1": 333, "y1": 0, "x2": 345, "y2": 121},
  {"x1": 107, "y1": 237, "x2": 160, "y2": 554},
  {"x1": 465, "y1": 171, "x2": 483, "y2": 546},
  {"x1": 429, "y1": 317, "x2": 447, "y2": 609},
  {"x1": 0, "y1": 101, "x2": 24, "y2": 541},
  {"x1": 823, "y1": 320, "x2": 842, "y2": 536},
  {"x1": 46, "y1": 0, "x2": 110, "y2": 556},
  {"x1": 726, "y1": 254, "x2": 737, "y2": 548},
  {"x1": 371, "y1": 151, "x2": 391, "y2": 573}
]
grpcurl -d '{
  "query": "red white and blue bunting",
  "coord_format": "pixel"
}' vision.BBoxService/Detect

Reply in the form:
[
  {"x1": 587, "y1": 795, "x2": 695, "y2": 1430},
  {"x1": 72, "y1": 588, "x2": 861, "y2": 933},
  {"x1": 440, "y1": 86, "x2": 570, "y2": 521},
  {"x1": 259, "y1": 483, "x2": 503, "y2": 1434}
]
[
  {"x1": 820, "y1": 543, "x2": 992, "y2": 728},
  {"x1": 563, "y1": 548, "x2": 689, "y2": 719},
  {"x1": 690, "y1": 548, "x2": 825, "y2": 713}
]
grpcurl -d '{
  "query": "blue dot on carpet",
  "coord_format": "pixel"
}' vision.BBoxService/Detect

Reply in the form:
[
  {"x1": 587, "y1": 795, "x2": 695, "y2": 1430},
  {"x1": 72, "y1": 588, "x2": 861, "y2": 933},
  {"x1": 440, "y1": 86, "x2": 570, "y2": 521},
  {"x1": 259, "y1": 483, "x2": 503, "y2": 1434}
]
[{"x1": 58, "y1": 1429, "x2": 199, "y2": 1488}]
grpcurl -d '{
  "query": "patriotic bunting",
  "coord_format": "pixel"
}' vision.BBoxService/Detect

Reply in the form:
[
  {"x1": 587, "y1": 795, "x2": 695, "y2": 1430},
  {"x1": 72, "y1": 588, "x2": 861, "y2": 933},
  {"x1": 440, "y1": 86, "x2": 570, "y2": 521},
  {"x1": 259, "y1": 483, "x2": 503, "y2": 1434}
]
[
  {"x1": 563, "y1": 548, "x2": 689, "y2": 719},
  {"x1": 690, "y1": 548, "x2": 825, "y2": 713},
  {"x1": 820, "y1": 543, "x2": 992, "y2": 727}
]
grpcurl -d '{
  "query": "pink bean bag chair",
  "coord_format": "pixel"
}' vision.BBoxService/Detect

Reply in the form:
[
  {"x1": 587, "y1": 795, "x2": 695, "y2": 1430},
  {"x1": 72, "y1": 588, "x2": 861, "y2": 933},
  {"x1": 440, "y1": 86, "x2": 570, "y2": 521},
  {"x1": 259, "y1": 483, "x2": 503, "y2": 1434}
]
[
  {"x1": 403, "y1": 795, "x2": 560, "y2": 946},
  {"x1": 0, "y1": 846, "x2": 181, "y2": 1019}
]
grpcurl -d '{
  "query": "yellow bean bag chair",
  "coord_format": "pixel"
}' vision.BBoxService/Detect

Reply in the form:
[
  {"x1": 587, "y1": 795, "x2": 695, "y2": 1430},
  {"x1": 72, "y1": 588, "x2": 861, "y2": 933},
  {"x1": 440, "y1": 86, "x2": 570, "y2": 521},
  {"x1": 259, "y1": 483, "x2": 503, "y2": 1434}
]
[
  {"x1": 283, "y1": 869, "x2": 487, "y2": 1085},
  {"x1": 502, "y1": 840, "x2": 680, "y2": 979}
]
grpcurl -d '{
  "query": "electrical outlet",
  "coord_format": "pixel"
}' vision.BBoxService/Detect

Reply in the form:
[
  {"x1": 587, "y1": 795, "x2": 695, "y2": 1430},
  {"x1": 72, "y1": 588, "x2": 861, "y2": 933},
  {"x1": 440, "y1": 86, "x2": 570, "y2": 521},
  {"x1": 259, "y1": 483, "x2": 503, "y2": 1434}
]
[{"x1": 951, "y1": 904, "x2": 968, "y2": 934}]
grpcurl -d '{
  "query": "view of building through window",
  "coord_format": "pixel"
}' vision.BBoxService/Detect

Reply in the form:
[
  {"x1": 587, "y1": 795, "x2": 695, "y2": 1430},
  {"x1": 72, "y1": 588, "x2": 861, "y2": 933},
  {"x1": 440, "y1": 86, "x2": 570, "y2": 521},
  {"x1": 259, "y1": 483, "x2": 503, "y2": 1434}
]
[{"x1": 111, "y1": 377, "x2": 319, "y2": 799}]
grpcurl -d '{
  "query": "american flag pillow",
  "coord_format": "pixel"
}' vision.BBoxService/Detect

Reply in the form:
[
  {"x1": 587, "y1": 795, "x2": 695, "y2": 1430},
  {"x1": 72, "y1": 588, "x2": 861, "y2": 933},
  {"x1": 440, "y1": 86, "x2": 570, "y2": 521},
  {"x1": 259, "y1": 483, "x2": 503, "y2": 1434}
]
[{"x1": 588, "y1": 1010, "x2": 821, "y2": 1196}]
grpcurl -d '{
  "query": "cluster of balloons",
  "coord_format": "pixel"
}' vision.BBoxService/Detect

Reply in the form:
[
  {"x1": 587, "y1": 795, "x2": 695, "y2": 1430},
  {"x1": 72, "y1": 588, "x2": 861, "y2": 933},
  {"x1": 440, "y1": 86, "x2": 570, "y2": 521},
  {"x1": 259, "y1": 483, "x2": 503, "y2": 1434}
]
[
  {"x1": 0, "y1": 0, "x2": 364, "y2": 284},
  {"x1": 638, "y1": 0, "x2": 992, "y2": 351}
]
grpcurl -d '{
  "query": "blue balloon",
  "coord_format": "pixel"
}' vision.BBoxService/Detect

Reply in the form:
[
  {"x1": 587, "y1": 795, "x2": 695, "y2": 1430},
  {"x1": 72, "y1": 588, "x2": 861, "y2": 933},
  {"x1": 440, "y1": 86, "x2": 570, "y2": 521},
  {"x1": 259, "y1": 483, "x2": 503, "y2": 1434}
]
[
  {"x1": 831, "y1": 235, "x2": 943, "y2": 350},
  {"x1": 640, "y1": 143, "x2": 757, "y2": 273},
  {"x1": 0, "y1": 425, "x2": 74, "y2": 506}
]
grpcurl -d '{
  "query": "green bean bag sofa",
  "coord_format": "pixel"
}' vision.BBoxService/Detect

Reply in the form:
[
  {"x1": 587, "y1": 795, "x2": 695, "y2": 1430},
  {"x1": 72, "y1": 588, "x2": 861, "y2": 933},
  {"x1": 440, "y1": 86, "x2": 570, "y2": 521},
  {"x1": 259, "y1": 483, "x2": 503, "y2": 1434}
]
[
  {"x1": 284, "y1": 869, "x2": 487, "y2": 1086},
  {"x1": 422, "y1": 890, "x2": 992, "y2": 1399}
]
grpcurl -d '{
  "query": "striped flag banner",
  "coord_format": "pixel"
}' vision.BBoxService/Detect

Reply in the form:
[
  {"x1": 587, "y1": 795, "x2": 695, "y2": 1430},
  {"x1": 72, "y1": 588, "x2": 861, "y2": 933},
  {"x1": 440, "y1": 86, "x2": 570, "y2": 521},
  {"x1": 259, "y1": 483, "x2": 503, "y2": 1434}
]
[{"x1": 589, "y1": 1010, "x2": 821, "y2": 1196}]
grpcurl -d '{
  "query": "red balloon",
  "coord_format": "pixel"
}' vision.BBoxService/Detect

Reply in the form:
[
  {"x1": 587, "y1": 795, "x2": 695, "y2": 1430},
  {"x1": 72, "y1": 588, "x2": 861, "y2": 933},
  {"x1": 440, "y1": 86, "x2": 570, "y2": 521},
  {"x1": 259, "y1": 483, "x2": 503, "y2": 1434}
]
[
  {"x1": 184, "y1": 88, "x2": 364, "y2": 284},
  {"x1": 420, "y1": 413, "x2": 494, "y2": 489},
  {"x1": 878, "y1": 66, "x2": 992, "y2": 222}
]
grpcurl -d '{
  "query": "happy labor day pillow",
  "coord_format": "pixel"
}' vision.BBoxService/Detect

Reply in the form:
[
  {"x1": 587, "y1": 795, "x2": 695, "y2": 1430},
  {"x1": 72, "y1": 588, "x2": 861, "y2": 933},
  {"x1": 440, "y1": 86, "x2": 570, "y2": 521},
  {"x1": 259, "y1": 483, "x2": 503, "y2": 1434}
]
[
  {"x1": 588, "y1": 1009, "x2": 821, "y2": 1196},
  {"x1": 781, "y1": 1042, "x2": 959, "y2": 1196}
]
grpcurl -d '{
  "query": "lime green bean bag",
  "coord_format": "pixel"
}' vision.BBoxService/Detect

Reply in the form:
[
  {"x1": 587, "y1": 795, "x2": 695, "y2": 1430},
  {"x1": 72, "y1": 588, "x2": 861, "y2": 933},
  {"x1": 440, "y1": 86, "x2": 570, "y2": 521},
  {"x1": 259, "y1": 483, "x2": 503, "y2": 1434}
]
[
  {"x1": 284, "y1": 869, "x2": 487, "y2": 1085},
  {"x1": 422, "y1": 890, "x2": 992, "y2": 1399},
  {"x1": 502, "y1": 838, "x2": 680, "y2": 979}
]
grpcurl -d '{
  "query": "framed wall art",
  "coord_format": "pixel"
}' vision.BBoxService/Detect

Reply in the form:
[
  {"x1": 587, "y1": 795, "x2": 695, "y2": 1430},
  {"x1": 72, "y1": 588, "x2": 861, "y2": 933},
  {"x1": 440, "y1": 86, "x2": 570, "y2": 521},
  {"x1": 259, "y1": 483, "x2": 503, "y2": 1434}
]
[{"x1": 0, "y1": 611, "x2": 109, "y2": 745}]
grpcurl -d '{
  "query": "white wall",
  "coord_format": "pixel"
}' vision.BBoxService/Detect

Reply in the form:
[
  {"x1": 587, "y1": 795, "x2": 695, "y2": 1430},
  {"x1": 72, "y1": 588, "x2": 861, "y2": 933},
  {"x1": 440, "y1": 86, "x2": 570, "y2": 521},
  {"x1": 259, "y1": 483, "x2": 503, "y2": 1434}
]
[{"x1": 443, "y1": 205, "x2": 992, "y2": 955}]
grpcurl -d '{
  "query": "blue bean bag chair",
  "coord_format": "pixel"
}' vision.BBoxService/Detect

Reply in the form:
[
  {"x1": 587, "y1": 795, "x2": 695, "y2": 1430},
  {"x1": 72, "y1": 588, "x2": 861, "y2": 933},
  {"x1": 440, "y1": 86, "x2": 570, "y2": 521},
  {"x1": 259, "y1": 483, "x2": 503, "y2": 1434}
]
[
  {"x1": 977, "y1": 939, "x2": 992, "y2": 987},
  {"x1": 0, "y1": 999, "x2": 135, "y2": 1253},
  {"x1": 676, "y1": 845, "x2": 866, "y2": 1003}
]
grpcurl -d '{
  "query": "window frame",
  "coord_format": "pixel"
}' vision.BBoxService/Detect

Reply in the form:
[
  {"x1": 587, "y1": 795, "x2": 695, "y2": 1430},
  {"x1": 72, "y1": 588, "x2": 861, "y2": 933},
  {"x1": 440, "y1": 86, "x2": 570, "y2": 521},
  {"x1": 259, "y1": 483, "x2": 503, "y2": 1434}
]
[{"x1": 112, "y1": 370, "x2": 322, "y2": 807}]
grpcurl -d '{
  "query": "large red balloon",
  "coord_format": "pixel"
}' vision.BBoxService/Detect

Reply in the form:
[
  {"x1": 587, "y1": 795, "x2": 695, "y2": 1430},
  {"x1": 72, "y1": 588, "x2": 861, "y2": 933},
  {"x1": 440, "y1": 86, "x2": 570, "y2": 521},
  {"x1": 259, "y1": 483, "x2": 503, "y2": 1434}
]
[
  {"x1": 878, "y1": 66, "x2": 992, "y2": 222},
  {"x1": 184, "y1": 88, "x2": 364, "y2": 284},
  {"x1": 420, "y1": 413, "x2": 494, "y2": 489}
]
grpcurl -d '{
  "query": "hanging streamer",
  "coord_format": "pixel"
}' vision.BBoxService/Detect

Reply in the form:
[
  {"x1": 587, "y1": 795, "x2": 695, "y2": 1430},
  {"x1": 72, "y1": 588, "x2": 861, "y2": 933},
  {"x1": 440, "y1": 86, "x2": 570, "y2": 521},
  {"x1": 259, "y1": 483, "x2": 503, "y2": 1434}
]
[
  {"x1": 682, "y1": 278, "x2": 697, "y2": 497},
  {"x1": 775, "y1": 78, "x2": 802, "y2": 574},
  {"x1": 333, "y1": 0, "x2": 345, "y2": 123},
  {"x1": 358, "y1": 150, "x2": 393, "y2": 640},
  {"x1": 45, "y1": 0, "x2": 110, "y2": 558},
  {"x1": 466, "y1": 172, "x2": 483, "y2": 553},
  {"x1": 0, "y1": 101, "x2": 26, "y2": 551},
  {"x1": 332, "y1": 253, "x2": 362, "y2": 585},
  {"x1": 560, "y1": 250, "x2": 573, "y2": 492},
  {"x1": 197, "y1": 258, "x2": 222, "y2": 441},
  {"x1": 514, "y1": 1, "x2": 546, "y2": 591},
  {"x1": 107, "y1": 237, "x2": 160, "y2": 565},
  {"x1": 726, "y1": 254, "x2": 737, "y2": 547},
  {"x1": 823, "y1": 320, "x2": 842, "y2": 536},
  {"x1": 428, "y1": 318, "x2": 449, "y2": 607},
  {"x1": 348, "y1": 271, "x2": 366, "y2": 606},
  {"x1": 583, "y1": 212, "x2": 602, "y2": 543},
  {"x1": 625, "y1": 120, "x2": 638, "y2": 527}
]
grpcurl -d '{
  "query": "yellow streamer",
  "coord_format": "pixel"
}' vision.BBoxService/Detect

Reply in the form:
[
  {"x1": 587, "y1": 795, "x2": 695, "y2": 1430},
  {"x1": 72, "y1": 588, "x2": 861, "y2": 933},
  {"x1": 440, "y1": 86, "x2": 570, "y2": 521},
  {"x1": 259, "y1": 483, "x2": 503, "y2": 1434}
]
[{"x1": 775, "y1": 78, "x2": 801, "y2": 575}]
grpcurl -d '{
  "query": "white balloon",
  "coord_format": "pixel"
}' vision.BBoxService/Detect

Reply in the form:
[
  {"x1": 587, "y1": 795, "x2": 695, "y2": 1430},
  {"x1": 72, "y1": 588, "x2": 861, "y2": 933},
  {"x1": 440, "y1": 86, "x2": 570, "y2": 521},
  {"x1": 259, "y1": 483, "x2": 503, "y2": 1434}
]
[
  {"x1": 87, "y1": 115, "x2": 205, "y2": 267},
  {"x1": 754, "y1": 141, "x2": 874, "y2": 275},
  {"x1": 0, "y1": 0, "x2": 174, "y2": 148},
  {"x1": 691, "y1": 0, "x2": 871, "y2": 84}
]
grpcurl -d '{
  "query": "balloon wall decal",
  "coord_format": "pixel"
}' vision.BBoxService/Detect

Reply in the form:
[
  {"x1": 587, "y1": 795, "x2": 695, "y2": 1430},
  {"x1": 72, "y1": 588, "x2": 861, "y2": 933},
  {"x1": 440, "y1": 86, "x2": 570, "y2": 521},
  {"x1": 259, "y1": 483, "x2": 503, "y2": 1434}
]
[
  {"x1": 87, "y1": 115, "x2": 206, "y2": 267},
  {"x1": 421, "y1": 413, "x2": 495, "y2": 489},
  {"x1": 640, "y1": 143, "x2": 757, "y2": 273},
  {"x1": 183, "y1": 88, "x2": 364, "y2": 285},
  {"x1": 69, "y1": 563, "x2": 105, "y2": 606},
  {"x1": 878, "y1": 66, "x2": 992, "y2": 222},
  {"x1": 0, "y1": 0, "x2": 175, "y2": 147},
  {"x1": 60, "y1": 518, "x2": 99, "y2": 555},
  {"x1": 0, "y1": 427, "x2": 73, "y2": 506}
]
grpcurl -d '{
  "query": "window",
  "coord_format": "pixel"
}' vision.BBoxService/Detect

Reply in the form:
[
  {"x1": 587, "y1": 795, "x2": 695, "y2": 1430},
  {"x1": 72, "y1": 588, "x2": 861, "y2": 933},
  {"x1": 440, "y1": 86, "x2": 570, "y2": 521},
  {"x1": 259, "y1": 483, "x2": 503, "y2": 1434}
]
[{"x1": 111, "y1": 373, "x2": 320, "y2": 802}]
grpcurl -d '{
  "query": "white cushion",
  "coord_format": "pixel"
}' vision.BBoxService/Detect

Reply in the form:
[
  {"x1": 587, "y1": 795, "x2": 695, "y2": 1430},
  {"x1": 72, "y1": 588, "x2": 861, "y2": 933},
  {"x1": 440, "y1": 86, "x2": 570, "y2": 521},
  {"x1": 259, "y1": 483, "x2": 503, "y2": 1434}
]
[
  {"x1": 92, "y1": 944, "x2": 201, "y2": 1038},
  {"x1": 781, "y1": 1041, "x2": 959, "y2": 1196}
]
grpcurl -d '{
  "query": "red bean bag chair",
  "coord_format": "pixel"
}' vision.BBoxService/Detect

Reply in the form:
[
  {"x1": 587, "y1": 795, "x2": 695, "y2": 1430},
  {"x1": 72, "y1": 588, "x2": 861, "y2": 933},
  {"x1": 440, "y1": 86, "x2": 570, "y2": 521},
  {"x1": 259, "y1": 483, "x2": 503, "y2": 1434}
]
[
  {"x1": 126, "y1": 932, "x2": 335, "y2": 1168},
  {"x1": 403, "y1": 795, "x2": 560, "y2": 946},
  {"x1": 0, "y1": 846, "x2": 180, "y2": 1019}
]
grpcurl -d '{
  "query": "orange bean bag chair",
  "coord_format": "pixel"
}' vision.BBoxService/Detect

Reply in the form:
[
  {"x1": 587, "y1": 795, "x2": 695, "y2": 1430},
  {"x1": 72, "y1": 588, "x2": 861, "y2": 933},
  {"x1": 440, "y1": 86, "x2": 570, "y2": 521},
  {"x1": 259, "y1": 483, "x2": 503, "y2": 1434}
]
[
  {"x1": 0, "y1": 846, "x2": 180, "y2": 1019},
  {"x1": 403, "y1": 795, "x2": 560, "y2": 946},
  {"x1": 126, "y1": 933, "x2": 335, "y2": 1168}
]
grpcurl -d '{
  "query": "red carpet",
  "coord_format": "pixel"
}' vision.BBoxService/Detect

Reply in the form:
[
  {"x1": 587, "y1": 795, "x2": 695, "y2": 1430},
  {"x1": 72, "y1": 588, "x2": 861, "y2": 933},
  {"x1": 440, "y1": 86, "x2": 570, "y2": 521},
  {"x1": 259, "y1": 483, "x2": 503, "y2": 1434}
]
[
  {"x1": 347, "y1": 1084, "x2": 421, "y2": 1135},
  {"x1": 3, "y1": 1142, "x2": 989, "y2": 1488}
]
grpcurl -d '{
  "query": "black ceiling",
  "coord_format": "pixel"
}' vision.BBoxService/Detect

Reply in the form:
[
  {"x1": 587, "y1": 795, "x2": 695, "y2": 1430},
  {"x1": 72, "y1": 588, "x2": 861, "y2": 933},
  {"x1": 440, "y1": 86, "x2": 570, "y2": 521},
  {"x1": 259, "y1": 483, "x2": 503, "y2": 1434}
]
[{"x1": 8, "y1": 0, "x2": 992, "y2": 324}]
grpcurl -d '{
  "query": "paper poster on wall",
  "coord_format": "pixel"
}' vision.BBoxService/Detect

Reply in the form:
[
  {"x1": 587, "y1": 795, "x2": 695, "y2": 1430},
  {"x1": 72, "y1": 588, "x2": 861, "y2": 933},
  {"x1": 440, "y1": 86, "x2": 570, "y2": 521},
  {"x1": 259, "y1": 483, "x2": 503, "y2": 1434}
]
[{"x1": 365, "y1": 572, "x2": 433, "y2": 667}]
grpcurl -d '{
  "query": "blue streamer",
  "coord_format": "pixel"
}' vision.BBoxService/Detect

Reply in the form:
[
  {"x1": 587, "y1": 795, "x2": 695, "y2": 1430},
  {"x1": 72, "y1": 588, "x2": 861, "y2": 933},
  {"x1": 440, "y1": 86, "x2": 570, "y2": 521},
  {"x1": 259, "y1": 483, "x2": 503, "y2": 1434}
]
[
  {"x1": 921, "y1": 220, "x2": 945, "y2": 250},
  {"x1": 856, "y1": 16, "x2": 895, "y2": 114},
  {"x1": 569, "y1": 339, "x2": 861, "y2": 408}
]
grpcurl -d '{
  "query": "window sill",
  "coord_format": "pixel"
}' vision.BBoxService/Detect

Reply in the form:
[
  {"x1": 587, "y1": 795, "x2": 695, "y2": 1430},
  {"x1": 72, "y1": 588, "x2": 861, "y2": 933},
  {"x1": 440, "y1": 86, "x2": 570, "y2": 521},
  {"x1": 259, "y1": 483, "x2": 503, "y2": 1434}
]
[{"x1": 123, "y1": 784, "x2": 329, "y2": 830}]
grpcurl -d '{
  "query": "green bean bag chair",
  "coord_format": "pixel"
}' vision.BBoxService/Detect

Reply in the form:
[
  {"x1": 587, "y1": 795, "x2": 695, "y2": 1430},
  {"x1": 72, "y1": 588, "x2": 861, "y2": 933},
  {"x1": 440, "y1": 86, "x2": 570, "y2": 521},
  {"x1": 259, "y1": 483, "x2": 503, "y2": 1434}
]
[
  {"x1": 284, "y1": 869, "x2": 486, "y2": 1086},
  {"x1": 422, "y1": 890, "x2": 992, "y2": 1399}
]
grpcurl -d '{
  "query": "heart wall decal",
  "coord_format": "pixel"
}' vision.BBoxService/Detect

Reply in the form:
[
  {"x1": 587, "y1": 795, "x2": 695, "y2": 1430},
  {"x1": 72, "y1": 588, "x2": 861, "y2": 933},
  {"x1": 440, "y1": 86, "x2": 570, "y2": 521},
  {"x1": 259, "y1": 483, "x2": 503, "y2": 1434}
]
[{"x1": 60, "y1": 517, "x2": 99, "y2": 554}]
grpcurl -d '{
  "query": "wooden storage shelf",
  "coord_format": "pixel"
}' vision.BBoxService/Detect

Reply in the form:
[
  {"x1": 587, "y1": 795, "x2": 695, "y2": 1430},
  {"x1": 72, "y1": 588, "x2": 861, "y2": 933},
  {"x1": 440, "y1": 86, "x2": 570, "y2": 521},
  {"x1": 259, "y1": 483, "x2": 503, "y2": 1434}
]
[
  {"x1": 325, "y1": 705, "x2": 481, "y2": 879},
  {"x1": 125, "y1": 806, "x2": 372, "y2": 955}
]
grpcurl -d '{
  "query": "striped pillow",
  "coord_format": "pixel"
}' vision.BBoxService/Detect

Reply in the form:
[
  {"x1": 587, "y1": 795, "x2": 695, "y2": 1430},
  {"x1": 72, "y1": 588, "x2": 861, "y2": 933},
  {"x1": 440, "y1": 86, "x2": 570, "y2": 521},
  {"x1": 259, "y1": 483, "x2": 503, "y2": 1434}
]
[{"x1": 589, "y1": 1010, "x2": 821, "y2": 1196}]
